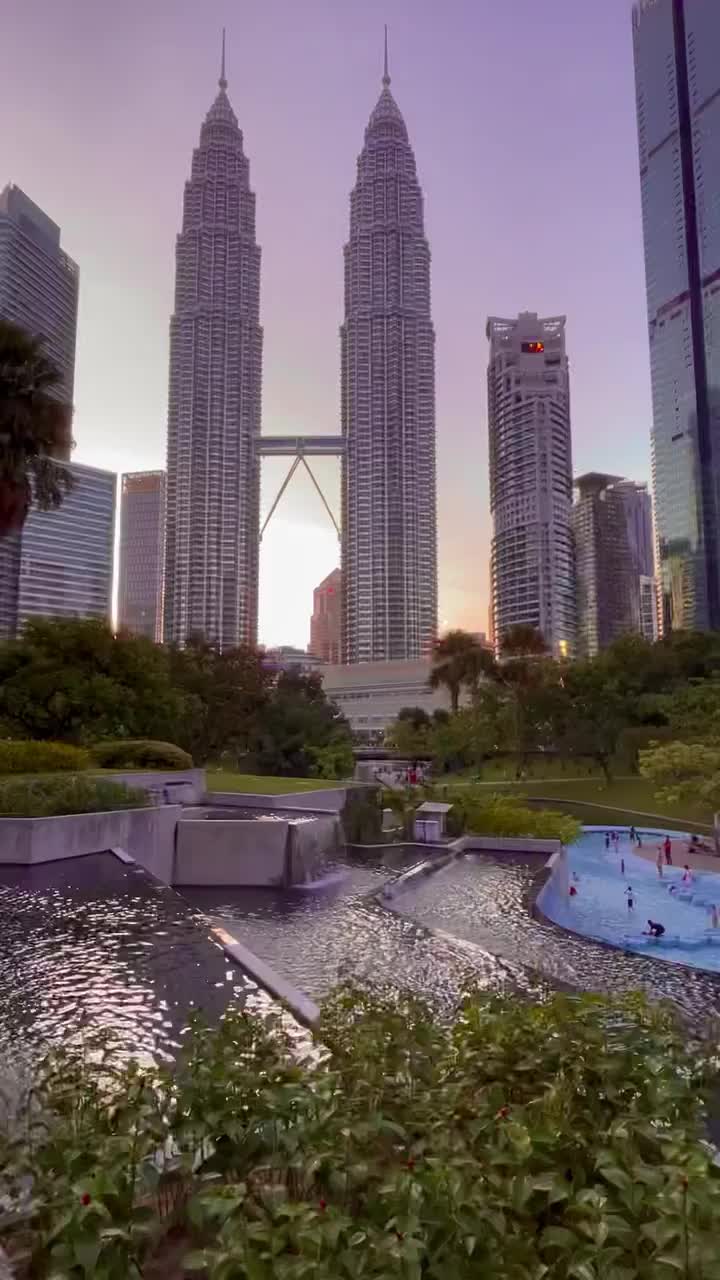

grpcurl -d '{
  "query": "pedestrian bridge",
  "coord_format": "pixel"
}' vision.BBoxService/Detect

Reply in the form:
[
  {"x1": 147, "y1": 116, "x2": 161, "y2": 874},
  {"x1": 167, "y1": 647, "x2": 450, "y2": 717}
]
[
  {"x1": 255, "y1": 435, "x2": 344, "y2": 457},
  {"x1": 255, "y1": 435, "x2": 344, "y2": 540}
]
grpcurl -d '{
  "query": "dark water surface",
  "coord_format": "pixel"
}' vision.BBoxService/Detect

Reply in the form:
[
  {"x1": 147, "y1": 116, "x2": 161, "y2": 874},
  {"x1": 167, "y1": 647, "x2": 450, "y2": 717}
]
[
  {"x1": 0, "y1": 853, "x2": 263, "y2": 1063},
  {"x1": 182, "y1": 851, "x2": 548, "y2": 1005},
  {"x1": 4, "y1": 845, "x2": 720, "y2": 1066}
]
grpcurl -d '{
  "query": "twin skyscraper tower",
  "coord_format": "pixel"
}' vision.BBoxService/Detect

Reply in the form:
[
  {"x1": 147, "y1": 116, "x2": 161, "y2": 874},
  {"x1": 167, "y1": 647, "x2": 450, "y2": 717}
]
[{"x1": 163, "y1": 36, "x2": 438, "y2": 662}]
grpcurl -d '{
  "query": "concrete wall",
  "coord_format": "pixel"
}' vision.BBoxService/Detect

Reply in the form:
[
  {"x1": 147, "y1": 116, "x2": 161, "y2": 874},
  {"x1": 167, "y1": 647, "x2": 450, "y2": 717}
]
[
  {"x1": 174, "y1": 818, "x2": 289, "y2": 886},
  {"x1": 459, "y1": 834, "x2": 562, "y2": 857},
  {"x1": 105, "y1": 768, "x2": 206, "y2": 804},
  {"x1": 0, "y1": 805, "x2": 180, "y2": 881},
  {"x1": 209, "y1": 788, "x2": 346, "y2": 813}
]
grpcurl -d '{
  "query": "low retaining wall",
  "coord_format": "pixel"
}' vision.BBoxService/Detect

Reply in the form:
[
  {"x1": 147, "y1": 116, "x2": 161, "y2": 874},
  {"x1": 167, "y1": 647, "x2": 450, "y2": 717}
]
[
  {"x1": 208, "y1": 788, "x2": 346, "y2": 813},
  {"x1": 0, "y1": 806, "x2": 180, "y2": 881},
  {"x1": 105, "y1": 768, "x2": 206, "y2": 805},
  {"x1": 175, "y1": 818, "x2": 289, "y2": 886},
  {"x1": 458, "y1": 834, "x2": 563, "y2": 857}
]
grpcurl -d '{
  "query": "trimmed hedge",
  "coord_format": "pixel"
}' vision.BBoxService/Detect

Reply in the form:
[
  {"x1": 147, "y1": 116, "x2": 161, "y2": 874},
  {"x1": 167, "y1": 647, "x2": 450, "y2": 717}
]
[
  {"x1": 89, "y1": 739, "x2": 193, "y2": 771},
  {"x1": 0, "y1": 775, "x2": 149, "y2": 817},
  {"x1": 0, "y1": 741, "x2": 90, "y2": 775}
]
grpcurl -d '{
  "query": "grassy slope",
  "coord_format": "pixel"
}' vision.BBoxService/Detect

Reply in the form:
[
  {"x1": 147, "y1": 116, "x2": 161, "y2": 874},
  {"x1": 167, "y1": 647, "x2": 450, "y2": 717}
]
[
  {"x1": 205, "y1": 770, "x2": 346, "y2": 795},
  {"x1": 469, "y1": 777, "x2": 713, "y2": 832}
]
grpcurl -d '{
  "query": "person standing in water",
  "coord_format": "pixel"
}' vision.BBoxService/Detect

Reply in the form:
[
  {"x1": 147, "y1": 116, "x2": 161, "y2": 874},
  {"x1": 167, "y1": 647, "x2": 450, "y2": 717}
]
[
  {"x1": 625, "y1": 885, "x2": 635, "y2": 911},
  {"x1": 605, "y1": 832, "x2": 610, "y2": 851},
  {"x1": 656, "y1": 847, "x2": 664, "y2": 877},
  {"x1": 629, "y1": 825, "x2": 637, "y2": 844},
  {"x1": 664, "y1": 835, "x2": 672, "y2": 865}
]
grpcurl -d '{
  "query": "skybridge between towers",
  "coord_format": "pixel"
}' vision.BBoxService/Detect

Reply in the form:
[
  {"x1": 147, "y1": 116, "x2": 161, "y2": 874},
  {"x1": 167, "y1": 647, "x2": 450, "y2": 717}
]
[{"x1": 255, "y1": 434, "x2": 344, "y2": 541}]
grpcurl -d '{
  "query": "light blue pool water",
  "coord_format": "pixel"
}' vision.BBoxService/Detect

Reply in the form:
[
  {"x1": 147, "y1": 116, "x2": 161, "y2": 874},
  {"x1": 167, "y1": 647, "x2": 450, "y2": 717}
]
[{"x1": 541, "y1": 829, "x2": 720, "y2": 972}]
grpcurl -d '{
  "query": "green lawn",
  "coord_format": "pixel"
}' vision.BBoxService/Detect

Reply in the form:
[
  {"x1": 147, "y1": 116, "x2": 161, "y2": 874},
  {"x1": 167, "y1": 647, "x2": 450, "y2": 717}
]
[
  {"x1": 205, "y1": 770, "x2": 346, "y2": 795},
  {"x1": 474, "y1": 777, "x2": 713, "y2": 832}
]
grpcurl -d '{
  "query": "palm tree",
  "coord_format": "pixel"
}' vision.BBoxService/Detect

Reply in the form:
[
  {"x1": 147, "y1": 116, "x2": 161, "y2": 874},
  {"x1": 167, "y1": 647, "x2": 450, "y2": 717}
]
[
  {"x1": 430, "y1": 629, "x2": 498, "y2": 713},
  {"x1": 500, "y1": 624, "x2": 547, "y2": 657},
  {"x1": 0, "y1": 320, "x2": 73, "y2": 535}
]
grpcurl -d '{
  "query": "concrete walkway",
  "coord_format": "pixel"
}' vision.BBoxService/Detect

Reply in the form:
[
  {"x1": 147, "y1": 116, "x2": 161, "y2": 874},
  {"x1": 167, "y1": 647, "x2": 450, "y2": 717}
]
[{"x1": 631, "y1": 836, "x2": 720, "y2": 873}]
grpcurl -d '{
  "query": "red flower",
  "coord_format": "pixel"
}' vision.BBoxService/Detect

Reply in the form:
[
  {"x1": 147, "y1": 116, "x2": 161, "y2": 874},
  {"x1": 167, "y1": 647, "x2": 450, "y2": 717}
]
[
  {"x1": 319, "y1": 1198, "x2": 327, "y2": 1212},
  {"x1": 81, "y1": 1193, "x2": 91, "y2": 1206},
  {"x1": 680, "y1": 1176, "x2": 689, "y2": 1190},
  {"x1": 406, "y1": 1157, "x2": 415, "y2": 1170},
  {"x1": 495, "y1": 1106, "x2": 510, "y2": 1120}
]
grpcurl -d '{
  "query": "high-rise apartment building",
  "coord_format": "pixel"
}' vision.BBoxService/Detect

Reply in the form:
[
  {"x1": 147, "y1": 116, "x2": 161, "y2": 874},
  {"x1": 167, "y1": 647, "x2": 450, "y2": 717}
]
[
  {"x1": 632, "y1": 0, "x2": 720, "y2": 632},
  {"x1": 0, "y1": 184, "x2": 78, "y2": 436},
  {"x1": 310, "y1": 568, "x2": 342, "y2": 664},
  {"x1": 0, "y1": 462, "x2": 115, "y2": 637},
  {"x1": 341, "y1": 41, "x2": 437, "y2": 663},
  {"x1": 118, "y1": 471, "x2": 165, "y2": 642},
  {"x1": 163, "y1": 43, "x2": 262, "y2": 650},
  {"x1": 573, "y1": 473, "x2": 641, "y2": 657},
  {"x1": 487, "y1": 313, "x2": 575, "y2": 657}
]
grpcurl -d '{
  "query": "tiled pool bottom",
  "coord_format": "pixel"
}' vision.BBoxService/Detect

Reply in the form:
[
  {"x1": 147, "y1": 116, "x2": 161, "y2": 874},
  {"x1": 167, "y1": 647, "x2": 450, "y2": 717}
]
[
  {"x1": 0, "y1": 853, "x2": 271, "y2": 1063},
  {"x1": 541, "y1": 831, "x2": 720, "y2": 972}
]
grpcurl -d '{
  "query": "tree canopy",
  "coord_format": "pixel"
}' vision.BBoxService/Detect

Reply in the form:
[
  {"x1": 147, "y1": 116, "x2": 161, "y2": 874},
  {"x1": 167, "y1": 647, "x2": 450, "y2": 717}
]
[{"x1": 0, "y1": 319, "x2": 73, "y2": 535}]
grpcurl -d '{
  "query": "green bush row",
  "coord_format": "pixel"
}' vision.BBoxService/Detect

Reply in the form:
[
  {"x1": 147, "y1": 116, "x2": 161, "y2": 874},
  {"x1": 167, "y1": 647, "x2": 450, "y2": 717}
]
[
  {"x1": 0, "y1": 775, "x2": 149, "y2": 817},
  {"x1": 0, "y1": 740, "x2": 90, "y2": 774},
  {"x1": 89, "y1": 739, "x2": 193, "y2": 770}
]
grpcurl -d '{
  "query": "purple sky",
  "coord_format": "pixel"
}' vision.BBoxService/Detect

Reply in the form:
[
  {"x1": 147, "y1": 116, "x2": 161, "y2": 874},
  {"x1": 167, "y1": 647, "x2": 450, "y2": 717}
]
[{"x1": 2, "y1": 0, "x2": 650, "y2": 648}]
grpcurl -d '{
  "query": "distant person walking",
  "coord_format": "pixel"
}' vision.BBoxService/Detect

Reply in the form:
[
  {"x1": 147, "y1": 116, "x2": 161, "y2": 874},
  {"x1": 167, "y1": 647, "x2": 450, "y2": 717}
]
[
  {"x1": 625, "y1": 885, "x2": 635, "y2": 911},
  {"x1": 621, "y1": 857, "x2": 625, "y2": 876},
  {"x1": 664, "y1": 835, "x2": 673, "y2": 866},
  {"x1": 656, "y1": 847, "x2": 664, "y2": 878},
  {"x1": 629, "y1": 825, "x2": 637, "y2": 844},
  {"x1": 605, "y1": 832, "x2": 610, "y2": 851}
]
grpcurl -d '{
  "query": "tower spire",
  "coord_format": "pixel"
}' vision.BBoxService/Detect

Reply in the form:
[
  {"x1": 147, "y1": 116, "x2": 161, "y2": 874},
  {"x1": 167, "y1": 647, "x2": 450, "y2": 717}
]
[
  {"x1": 219, "y1": 27, "x2": 227, "y2": 91},
  {"x1": 383, "y1": 24, "x2": 390, "y2": 88}
]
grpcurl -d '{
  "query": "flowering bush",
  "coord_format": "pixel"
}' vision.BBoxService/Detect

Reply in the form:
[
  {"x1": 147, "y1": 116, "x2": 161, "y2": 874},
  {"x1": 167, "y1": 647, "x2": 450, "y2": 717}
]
[{"x1": 1, "y1": 989, "x2": 719, "y2": 1278}]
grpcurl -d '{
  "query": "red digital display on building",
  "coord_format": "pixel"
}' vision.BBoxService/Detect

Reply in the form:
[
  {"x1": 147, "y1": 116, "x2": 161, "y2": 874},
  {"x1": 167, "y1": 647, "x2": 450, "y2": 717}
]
[{"x1": 521, "y1": 341, "x2": 545, "y2": 354}]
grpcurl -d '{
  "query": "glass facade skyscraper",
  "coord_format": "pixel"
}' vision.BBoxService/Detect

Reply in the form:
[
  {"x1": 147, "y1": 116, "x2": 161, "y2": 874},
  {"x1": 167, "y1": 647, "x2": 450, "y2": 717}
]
[
  {"x1": 633, "y1": 0, "x2": 720, "y2": 631},
  {"x1": 1, "y1": 462, "x2": 116, "y2": 636},
  {"x1": 118, "y1": 471, "x2": 166, "y2": 641}
]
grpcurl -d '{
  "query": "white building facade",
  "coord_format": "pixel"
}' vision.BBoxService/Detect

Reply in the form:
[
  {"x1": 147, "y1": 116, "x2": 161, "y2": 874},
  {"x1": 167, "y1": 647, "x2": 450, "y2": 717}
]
[
  {"x1": 321, "y1": 659, "x2": 451, "y2": 742},
  {"x1": 487, "y1": 312, "x2": 576, "y2": 657},
  {"x1": 163, "y1": 50, "x2": 262, "y2": 649},
  {"x1": 341, "y1": 46, "x2": 437, "y2": 663}
]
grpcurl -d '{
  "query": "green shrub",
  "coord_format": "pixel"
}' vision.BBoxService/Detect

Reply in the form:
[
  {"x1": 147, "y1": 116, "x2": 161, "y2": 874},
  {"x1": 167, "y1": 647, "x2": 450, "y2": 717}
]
[
  {"x1": 438, "y1": 786, "x2": 581, "y2": 845},
  {"x1": 89, "y1": 738, "x2": 193, "y2": 771},
  {"x1": 0, "y1": 775, "x2": 149, "y2": 817},
  {"x1": 1, "y1": 990, "x2": 718, "y2": 1279},
  {"x1": 0, "y1": 740, "x2": 90, "y2": 774}
]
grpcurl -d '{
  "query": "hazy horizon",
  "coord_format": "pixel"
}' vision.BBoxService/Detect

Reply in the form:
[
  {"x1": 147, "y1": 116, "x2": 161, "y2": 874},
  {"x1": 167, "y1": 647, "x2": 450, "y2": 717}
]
[{"x1": 1, "y1": 0, "x2": 652, "y2": 649}]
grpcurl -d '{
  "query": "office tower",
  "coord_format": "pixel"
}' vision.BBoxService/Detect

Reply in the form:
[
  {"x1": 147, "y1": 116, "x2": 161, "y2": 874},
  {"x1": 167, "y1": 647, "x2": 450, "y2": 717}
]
[
  {"x1": 0, "y1": 462, "x2": 115, "y2": 636},
  {"x1": 163, "y1": 39, "x2": 262, "y2": 650},
  {"x1": 640, "y1": 574, "x2": 659, "y2": 641},
  {"x1": 118, "y1": 471, "x2": 166, "y2": 641},
  {"x1": 0, "y1": 184, "x2": 78, "y2": 449},
  {"x1": 310, "y1": 568, "x2": 342, "y2": 663},
  {"x1": 341, "y1": 37, "x2": 437, "y2": 663},
  {"x1": 573, "y1": 473, "x2": 643, "y2": 657},
  {"x1": 487, "y1": 312, "x2": 575, "y2": 657},
  {"x1": 632, "y1": 0, "x2": 720, "y2": 631}
]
